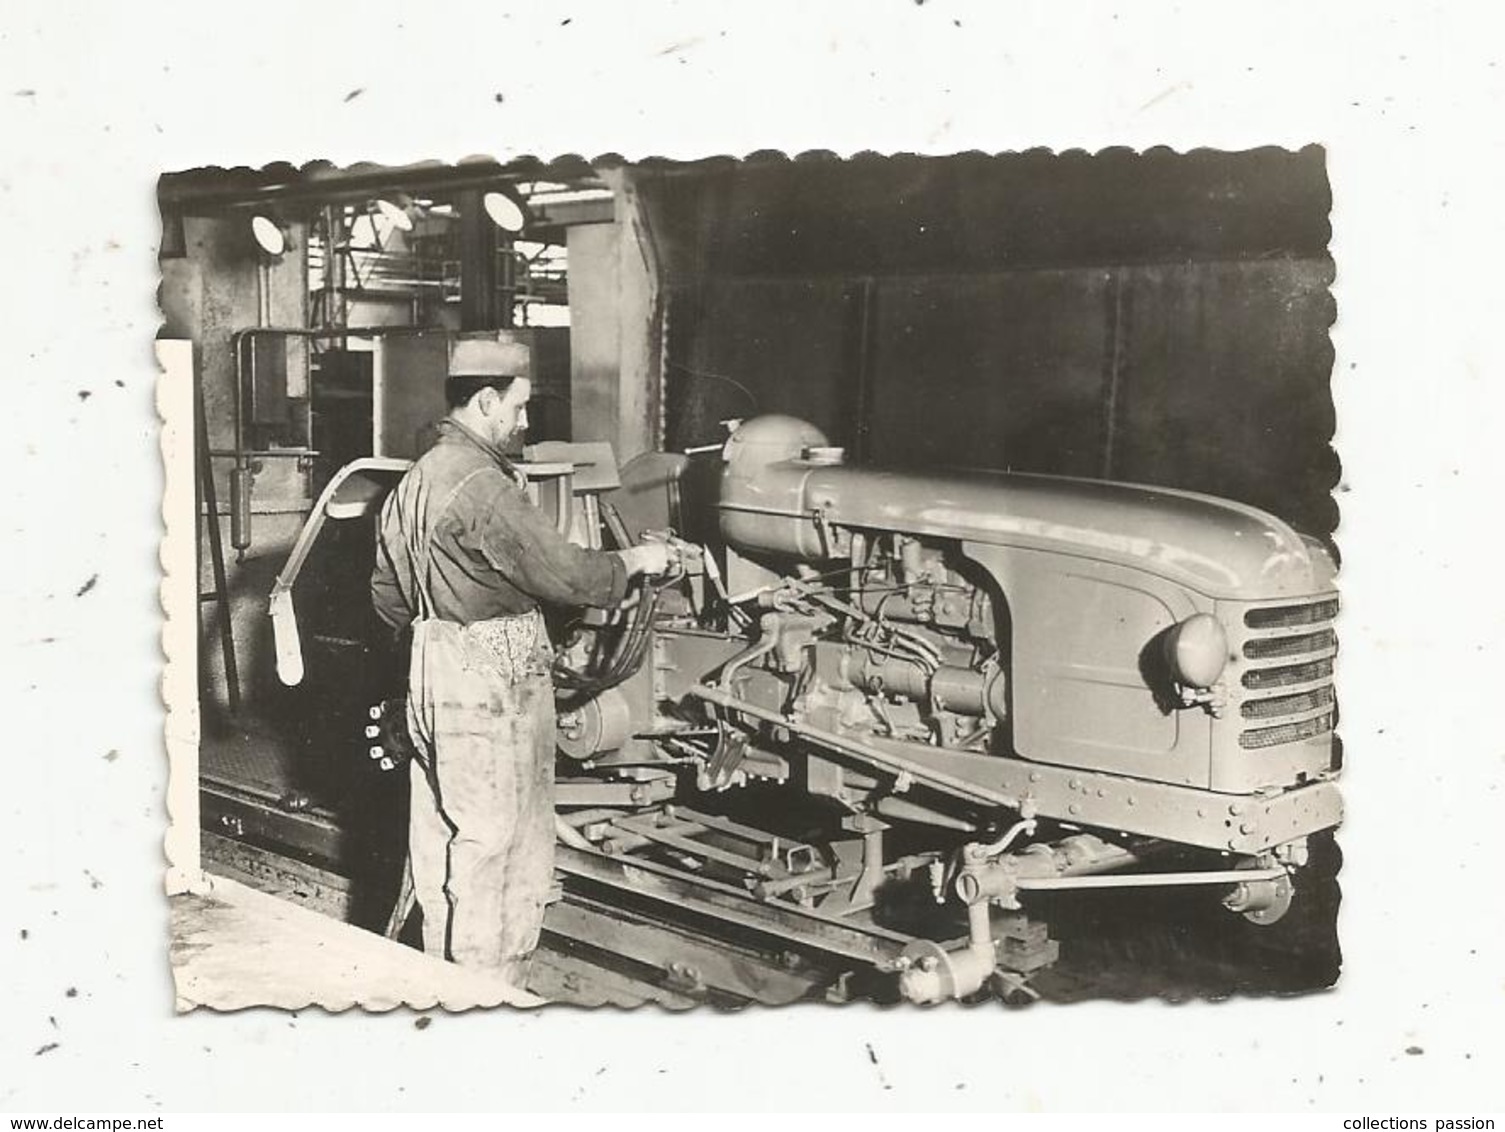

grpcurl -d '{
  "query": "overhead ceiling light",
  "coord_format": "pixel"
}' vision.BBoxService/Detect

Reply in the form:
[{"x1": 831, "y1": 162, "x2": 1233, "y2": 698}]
[
  {"x1": 482, "y1": 189, "x2": 527, "y2": 233},
  {"x1": 374, "y1": 197, "x2": 416, "y2": 232},
  {"x1": 250, "y1": 214, "x2": 288, "y2": 257}
]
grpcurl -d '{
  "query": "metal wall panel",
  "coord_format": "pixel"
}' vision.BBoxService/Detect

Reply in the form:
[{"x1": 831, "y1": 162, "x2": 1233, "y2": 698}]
[
  {"x1": 1112, "y1": 258, "x2": 1338, "y2": 541},
  {"x1": 662, "y1": 257, "x2": 1335, "y2": 542},
  {"x1": 665, "y1": 279, "x2": 854, "y2": 451},
  {"x1": 372, "y1": 332, "x2": 448, "y2": 459},
  {"x1": 646, "y1": 151, "x2": 1335, "y2": 541},
  {"x1": 641, "y1": 147, "x2": 1331, "y2": 278},
  {"x1": 865, "y1": 270, "x2": 1113, "y2": 478}
]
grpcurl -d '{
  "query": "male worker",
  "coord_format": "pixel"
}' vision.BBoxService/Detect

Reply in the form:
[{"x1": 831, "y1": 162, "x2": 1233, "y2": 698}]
[{"x1": 371, "y1": 337, "x2": 668, "y2": 985}]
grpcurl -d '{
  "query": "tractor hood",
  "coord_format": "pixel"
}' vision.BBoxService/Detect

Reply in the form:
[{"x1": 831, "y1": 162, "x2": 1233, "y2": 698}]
[
  {"x1": 718, "y1": 417, "x2": 1334, "y2": 601},
  {"x1": 811, "y1": 465, "x2": 1334, "y2": 600}
]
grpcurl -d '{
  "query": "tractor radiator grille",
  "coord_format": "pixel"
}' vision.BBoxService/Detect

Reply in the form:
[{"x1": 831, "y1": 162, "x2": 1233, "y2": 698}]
[
  {"x1": 1239, "y1": 713, "x2": 1335, "y2": 750},
  {"x1": 1244, "y1": 629, "x2": 1337, "y2": 660},
  {"x1": 1236, "y1": 597, "x2": 1339, "y2": 752},
  {"x1": 1240, "y1": 685, "x2": 1335, "y2": 721},
  {"x1": 1245, "y1": 598, "x2": 1340, "y2": 630},
  {"x1": 1242, "y1": 657, "x2": 1334, "y2": 690}
]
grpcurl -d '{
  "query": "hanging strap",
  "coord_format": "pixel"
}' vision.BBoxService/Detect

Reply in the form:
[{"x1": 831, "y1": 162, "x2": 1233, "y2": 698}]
[{"x1": 406, "y1": 466, "x2": 495, "y2": 624}]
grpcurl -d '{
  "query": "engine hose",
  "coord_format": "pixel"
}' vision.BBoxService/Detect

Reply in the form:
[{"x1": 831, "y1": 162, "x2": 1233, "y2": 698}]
[
  {"x1": 819, "y1": 590, "x2": 940, "y2": 673},
  {"x1": 553, "y1": 499, "x2": 644, "y2": 685},
  {"x1": 552, "y1": 504, "x2": 677, "y2": 708},
  {"x1": 553, "y1": 582, "x2": 663, "y2": 709},
  {"x1": 557, "y1": 594, "x2": 651, "y2": 689}
]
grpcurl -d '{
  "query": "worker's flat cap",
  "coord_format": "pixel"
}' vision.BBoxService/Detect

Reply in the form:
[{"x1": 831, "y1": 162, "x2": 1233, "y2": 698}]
[{"x1": 449, "y1": 337, "x2": 531, "y2": 378}]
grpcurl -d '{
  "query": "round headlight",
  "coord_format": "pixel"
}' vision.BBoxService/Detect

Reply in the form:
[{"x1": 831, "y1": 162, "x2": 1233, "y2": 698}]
[{"x1": 1164, "y1": 613, "x2": 1229, "y2": 689}]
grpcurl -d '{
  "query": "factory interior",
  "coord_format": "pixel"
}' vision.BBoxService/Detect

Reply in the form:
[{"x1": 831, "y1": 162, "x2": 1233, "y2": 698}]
[{"x1": 160, "y1": 149, "x2": 1342, "y2": 1009}]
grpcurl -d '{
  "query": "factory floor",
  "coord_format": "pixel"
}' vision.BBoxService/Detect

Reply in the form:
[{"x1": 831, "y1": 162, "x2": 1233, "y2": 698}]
[
  {"x1": 200, "y1": 710, "x2": 339, "y2": 807},
  {"x1": 170, "y1": 875, "x2": 542, "y2": 1011},
  {"x1": 194, "y1": 713, "x2": 691, "y2": 1008}
]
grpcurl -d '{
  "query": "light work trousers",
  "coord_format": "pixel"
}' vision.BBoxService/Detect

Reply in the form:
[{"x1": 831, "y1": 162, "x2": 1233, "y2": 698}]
[{"x1": 404, "y1": 613, "x2": 555, "y2": 982}]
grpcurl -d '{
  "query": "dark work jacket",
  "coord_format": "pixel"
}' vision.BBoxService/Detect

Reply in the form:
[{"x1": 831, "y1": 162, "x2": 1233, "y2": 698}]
[{"x1": 371, "y1": 418, "x2": 627, "y2": 630}]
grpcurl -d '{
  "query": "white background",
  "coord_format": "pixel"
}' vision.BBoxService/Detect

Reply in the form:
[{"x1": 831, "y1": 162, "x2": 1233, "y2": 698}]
[{"x1": 1, "y1": 0, "x2": 1502, "y2": 1114}]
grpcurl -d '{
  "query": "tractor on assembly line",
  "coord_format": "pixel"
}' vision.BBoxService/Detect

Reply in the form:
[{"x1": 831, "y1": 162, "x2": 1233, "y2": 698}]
[{"x1": 271, "y1": 413, "x2": 1341, "y2": 1004}]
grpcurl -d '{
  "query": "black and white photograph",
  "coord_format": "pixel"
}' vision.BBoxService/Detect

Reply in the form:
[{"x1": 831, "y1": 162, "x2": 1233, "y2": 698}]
[
  {"x1": 163, "y1": 149, "x2": 1343, "y2": 1009},
  {"x1": 5, "y1": 0, "x2": 1505, "y2": 1116}
]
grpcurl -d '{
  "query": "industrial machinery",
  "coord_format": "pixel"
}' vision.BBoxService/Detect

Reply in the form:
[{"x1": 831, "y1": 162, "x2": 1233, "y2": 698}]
[{"x1": 271, "y1": 413, "x2": 1341, "y2": 1005}]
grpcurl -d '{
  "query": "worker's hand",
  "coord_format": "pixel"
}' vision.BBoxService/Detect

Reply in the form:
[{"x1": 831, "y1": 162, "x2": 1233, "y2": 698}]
[
  {"x1": 618, "y1": 541, "x2": 672, "y2": 578},
  {"x1": 639, "y1": 541, "x2": 674, "y2": 576}
]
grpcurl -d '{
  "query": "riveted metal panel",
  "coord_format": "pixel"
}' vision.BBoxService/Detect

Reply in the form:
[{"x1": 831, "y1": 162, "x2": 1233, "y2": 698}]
[{"x1": 866, "y1": 738, "x2": 1342, "y2": 853}]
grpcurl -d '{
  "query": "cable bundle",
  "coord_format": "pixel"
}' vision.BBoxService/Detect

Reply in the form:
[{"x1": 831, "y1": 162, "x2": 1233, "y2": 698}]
[
  {"x1": 552, "y1": 580, "x2": 663, "y2": 710},
  {"x1": 552, "y1": 501, "x2": 670, "y2": 710}
]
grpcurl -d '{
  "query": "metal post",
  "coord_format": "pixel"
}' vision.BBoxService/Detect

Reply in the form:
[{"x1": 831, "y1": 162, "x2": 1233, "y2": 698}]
[
  {"x1": 852, "y1": 277, "x2": 877, "y2": 463},
  {"x1": 498, "y1": 233, "x2": 516, "y2": 328},
  {"x1": 195, "y1": 372, "x2": 240, "y2": 715},
  {"x1": 458, "y1": 189, "x2": 499, "y2": 330},
  {"x1": 322, "y1": 205, "x2": 345, "y2": 331},
  {"x1": 1101, "y1": 268, "x2": 1126, "y2": 479}
]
